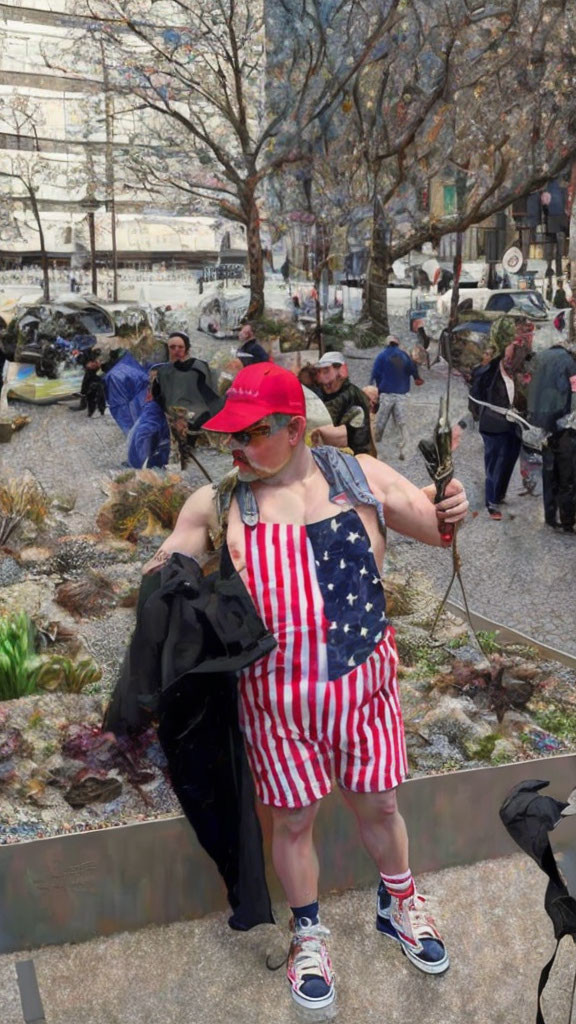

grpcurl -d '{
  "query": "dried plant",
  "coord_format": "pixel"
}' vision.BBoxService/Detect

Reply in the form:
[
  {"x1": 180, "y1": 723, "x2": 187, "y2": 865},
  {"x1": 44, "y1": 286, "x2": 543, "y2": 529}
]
[
  {"x1": 0, "y1": 477, "x2": 48, "y2": 545},
  {"x1": 35, "y1": 619, "x2": 80, "y2": 653},
  {"x1": 10, "y1": 415, "x2": 30, "y2": 434},
  {"x1": 35, "y1": 656, "x2": 102, "y2": 694},
  {"x1": 49, "y1": 537, "x2": 99, "y2": 580},
  {"x1": 62, "y1": 725, "x2": 160, "y2": 802},
  {"x1": 96, "y1": 470, "x2": 191, "y2": 542},
  {"x1": 0, "y1": 611, "x2": 40, "y2": 700},
  {"x1": 55, "y1": 571, "x2": 117, "y2": 619}
]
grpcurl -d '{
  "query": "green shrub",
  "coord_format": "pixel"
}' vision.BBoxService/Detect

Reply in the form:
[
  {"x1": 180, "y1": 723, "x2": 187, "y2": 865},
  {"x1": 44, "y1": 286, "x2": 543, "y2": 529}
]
[
  {"x1": 35, "y1": 656, "x2": 102, "y2": 694},
  {"x1": 316, "y1": 336, "x2": 345, "y2": 353},
  {"x1": 352, "y1": 329, "x2": 383, "y2": 350},
  {"x1": 0, "y1": 613, "x2": 102, "y2": 699},
  {"x1": 468, "y1": 734, "x2": 498, "y2": 760},
  {"x1": 475, "y1": 630, "x2": 501, "y2": 655},
  {"x1": 320, "y1": 323, "x2": 347, "y2": 338},
  {"x1": 254, "y1": 316, "x2": 288, "y2": 336},
  {"x1": 532, "y1": 707, "x2": 576, "y2": 743},
  {"x1": 446, "y1": 635, "x2": 468, "y2": 650},
  {"x1": 0, "y1": 612, "x2": 40, "y2": 700}
]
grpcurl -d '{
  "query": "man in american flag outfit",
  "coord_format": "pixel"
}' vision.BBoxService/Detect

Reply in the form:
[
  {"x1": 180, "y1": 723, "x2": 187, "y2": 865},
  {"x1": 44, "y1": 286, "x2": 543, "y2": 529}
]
[{"x1": 144, "y1": 363, "x2": 469, "y2": 1010}]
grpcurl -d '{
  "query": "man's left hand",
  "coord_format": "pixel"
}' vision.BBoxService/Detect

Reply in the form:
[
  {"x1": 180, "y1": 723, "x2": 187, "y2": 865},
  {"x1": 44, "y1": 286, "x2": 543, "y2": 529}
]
[{"x1": 435, "y1": 478, "x2": 469, "y2": 524}]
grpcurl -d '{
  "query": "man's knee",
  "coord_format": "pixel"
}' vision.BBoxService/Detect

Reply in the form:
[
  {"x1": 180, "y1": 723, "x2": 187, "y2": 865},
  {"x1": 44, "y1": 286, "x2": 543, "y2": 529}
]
[
  {"x1": 271, "y1": 801, "x2": 319, "y2": 840},
  {"x1": 343, "y1": 788, "x2": 399, "y2": 823}
]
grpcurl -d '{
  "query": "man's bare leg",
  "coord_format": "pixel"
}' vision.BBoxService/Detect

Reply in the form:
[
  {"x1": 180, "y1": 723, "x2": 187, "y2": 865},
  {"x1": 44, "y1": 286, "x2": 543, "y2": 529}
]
[
  {"x1": 270, "y1": 801, "x2": 321, "y2": 906},
  {"x1": 340, "y1": 788, "x2": 408, "y2": 873},
  {"x1": 342, "y1": 787, "x2": 449, "y2": 974},
  {"x1": 270, "y1": 800, "x2": 335, "y2": 1009}
]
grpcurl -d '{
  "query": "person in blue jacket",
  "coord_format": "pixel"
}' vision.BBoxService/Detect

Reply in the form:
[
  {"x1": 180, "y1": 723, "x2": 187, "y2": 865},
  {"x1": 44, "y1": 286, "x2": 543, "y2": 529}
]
[{"x1": 371, "y1": 335, "x2": 423, "y2": 459}]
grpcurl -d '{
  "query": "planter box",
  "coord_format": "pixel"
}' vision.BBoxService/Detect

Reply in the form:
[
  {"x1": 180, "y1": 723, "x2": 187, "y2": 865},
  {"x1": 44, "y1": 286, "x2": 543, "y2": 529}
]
[{"x1": 1, "y1": 754, "x2": 575, "y2": 954}]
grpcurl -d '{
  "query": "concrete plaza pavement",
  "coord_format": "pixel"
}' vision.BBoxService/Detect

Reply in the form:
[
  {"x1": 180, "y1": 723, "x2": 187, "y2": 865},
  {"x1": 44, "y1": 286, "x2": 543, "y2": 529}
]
[{"x1": 1, "y1": 854, "x2": 574, "y2": 1024}]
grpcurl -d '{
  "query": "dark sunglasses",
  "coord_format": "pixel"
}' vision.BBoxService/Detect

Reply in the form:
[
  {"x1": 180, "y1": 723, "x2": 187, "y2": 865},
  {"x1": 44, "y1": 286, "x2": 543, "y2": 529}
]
[{"x1": 230, "y1": 424, "x2": 273, "y2": 446}]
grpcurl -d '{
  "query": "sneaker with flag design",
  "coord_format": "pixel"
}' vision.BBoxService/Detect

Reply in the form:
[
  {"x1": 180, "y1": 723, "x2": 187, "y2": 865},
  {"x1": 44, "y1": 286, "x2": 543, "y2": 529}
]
[
  {"x1": 376, "y1": 886, "x2": 450, "y2": 975},
  {"x1": 286, "y1": 920, "x2": 335, "y2": 1009}
]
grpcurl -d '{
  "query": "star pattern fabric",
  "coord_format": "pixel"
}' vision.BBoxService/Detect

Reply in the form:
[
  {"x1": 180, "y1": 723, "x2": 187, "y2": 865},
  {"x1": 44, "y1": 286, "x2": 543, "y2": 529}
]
[{"x1": 306, "y1": 508, "x2": 388, "y2": 679}]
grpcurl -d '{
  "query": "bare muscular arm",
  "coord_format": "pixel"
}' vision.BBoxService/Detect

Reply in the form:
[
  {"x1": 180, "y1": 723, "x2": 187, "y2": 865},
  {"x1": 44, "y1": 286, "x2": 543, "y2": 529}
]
[
  {"x1": 357, "y1": 455, "x2": 468, "y2": 547},
  {"x1": 142, "y1": 483, "x2": 218, "y2": 574}
]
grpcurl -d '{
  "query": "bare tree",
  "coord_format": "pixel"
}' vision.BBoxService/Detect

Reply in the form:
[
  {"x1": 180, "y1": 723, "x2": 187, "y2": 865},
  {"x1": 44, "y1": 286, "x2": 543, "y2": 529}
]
[
  {"x1": 362, "y1": 0, "x2": 576, "y2": 331},
  {"x1": 0, "y1": 88, "x2": 113, "y2": 302},
  {"x1": 52, "y1": 0, "x2": 404, "y2": 318},
  {"x1": 274, "y1": 0, "x2": 576, "y2": 333},
  {"x1": 0, "y1": 96, "x2": 54, "y2": 300}
]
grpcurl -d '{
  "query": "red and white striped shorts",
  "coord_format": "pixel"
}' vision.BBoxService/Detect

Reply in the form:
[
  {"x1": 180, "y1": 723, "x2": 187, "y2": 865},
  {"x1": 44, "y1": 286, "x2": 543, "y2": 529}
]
[{"x1": 238, "y1": 628, "x2": 407, "y2": 809}]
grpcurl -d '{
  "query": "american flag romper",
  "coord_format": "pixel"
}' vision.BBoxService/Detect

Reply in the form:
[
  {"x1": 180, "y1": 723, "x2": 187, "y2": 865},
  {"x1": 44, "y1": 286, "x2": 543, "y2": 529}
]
[{"x1": 238, "y1": 506, "x2": 408, "y2": 809}]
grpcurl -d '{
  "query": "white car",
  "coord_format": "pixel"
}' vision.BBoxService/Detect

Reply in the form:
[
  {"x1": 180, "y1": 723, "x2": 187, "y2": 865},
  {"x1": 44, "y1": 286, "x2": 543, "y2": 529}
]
[{"x1": 438, "y1": 287, "x2": 552, "y2": 321}]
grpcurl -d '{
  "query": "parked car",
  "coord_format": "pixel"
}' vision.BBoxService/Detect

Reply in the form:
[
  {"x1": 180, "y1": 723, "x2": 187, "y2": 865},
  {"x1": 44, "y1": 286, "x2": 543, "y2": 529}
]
[
  {"x1": 197, "y1": 288, "x2": 249, "y2": 338},
  {"x1": 483, "y1": 289, "x2": 549, "y2": 320},
  {"x1": 438, "y1": 286, "x2": 551, "y2": 320},
  {"x1": 0, "y1": 297, "x2": 116, "y2": 362}
]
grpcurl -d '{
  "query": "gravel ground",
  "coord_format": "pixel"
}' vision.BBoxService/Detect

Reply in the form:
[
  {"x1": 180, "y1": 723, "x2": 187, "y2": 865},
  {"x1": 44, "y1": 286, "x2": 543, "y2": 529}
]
[
  {"x1": 1, "y1": 313, "x2": 575, "y2": 847},
  {"x1": 3, "y1": 314, "x2": 575, "y2": 666}
]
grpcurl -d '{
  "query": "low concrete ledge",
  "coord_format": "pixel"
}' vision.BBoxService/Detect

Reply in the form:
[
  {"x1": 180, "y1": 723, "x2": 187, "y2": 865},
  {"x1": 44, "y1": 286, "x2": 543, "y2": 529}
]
[{"x1": 1, "y1": 753, "x2": 575, "y2": 955}]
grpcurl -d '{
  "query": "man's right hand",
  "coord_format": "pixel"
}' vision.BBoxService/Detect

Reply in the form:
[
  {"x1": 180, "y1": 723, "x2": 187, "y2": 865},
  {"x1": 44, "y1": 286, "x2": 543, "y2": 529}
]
[
  {"x1": 141, "y1": 483, "x2": 217, "y2": 575},
  {"x1": 142, "y1": 548, "x2": 172, "y2": 575},
  {"x1": 415, "y1": 378, "x2": 424, "y2": 386}
]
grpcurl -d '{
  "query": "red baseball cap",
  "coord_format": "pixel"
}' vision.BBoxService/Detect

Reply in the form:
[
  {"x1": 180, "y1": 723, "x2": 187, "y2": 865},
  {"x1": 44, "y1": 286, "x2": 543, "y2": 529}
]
[{"x1": 203, "y1": 363, "x2": 306, "y2": 432}]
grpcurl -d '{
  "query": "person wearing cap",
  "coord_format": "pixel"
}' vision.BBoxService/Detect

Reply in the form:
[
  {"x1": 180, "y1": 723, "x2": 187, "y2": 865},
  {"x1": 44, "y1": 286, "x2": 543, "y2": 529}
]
[
  {"x1": 144, "y1": 362, "x2": 468, "y2": 1008},
  {"x1": 236, "y1": 323, "x2": 270, "y2": 367},
  {"x1": 370, "y1": 336, "x2": 424, "y2": 460},
  {"x1": 313, "y1": 350, "x2": 375, "y2": 456}
]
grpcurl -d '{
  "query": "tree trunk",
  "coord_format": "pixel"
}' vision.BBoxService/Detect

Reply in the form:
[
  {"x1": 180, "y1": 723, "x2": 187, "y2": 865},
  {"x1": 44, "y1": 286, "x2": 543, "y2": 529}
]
[
  {"x1": 87, "y1": 211, "x2": 98, "y2": 297},
  {"x1": 569, "y1": 163, "x2": 576, "y2": 345},
  {"x1": 28, "y1": 186, "x2": 49, "y2": 301},
  {"x1": 442, "y1": 230, "x2": 464, "y2": 383},
  {"x1": 365, "y1": 196, "x2": 389, "y2": 336},
  {"x1": 102, "y1": 44, "x2": 119, "y2": 302},
  {"x1": 366, "y1": 255, "x2": 389, "y2": 334},
  {"x1": 448, "y1": 231, "x2": 463, "y2": 329},
  {"x1": 312, "y1": 264, "x2": 324, "y2": 356},
  {"x1": 244, "y1": 192, "x2": 265, "y2": 320},
  {"x1": 311, "y1": 219, "x2": 331, "y2": 357}
]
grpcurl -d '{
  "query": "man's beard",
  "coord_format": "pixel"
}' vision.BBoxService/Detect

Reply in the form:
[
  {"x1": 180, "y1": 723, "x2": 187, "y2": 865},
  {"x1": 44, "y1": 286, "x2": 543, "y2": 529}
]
[
  {"x1": 232, "y1": 448, "x2": 291, "y2": 482},
  {"x1": 237, "y1": 464, "x2": 261, "y2": 482}
]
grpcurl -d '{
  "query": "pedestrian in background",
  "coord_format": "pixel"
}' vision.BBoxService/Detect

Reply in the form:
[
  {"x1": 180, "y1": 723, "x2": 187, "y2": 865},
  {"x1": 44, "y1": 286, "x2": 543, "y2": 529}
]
[
  {"x1": 236, "y1": 323, "x2": 270, "y2": 367},
  {"x1": 470, "y1": 330, "x2": 531, "y2": 520},
  {"x1": 370, "y1": 336, "x2": 423, "y2": 460},
  {"x1": 313, "y1": 351, "x2": 375, "y2": 455},
  {"x1": 528, "y1": 337, "x2": 576, "y2": 532}
]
